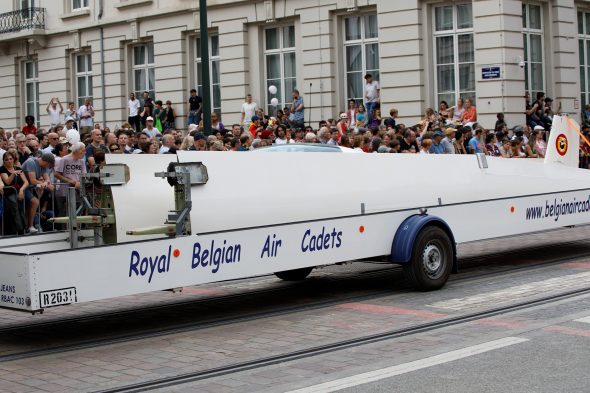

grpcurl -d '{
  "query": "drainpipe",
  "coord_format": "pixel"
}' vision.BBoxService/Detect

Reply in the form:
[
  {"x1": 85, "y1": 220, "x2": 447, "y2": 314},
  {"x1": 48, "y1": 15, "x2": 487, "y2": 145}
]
[{"x1": 98, "y1": 0, "x2": 106, "y2": 129}]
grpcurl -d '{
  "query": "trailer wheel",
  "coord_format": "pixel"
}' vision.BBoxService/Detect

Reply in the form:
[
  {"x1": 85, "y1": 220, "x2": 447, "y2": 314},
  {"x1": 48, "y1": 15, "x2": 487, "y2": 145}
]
[
  {"x1": 274, "y1": 267, "x2": 313, "y2": 281},
  {"x1": 403, "y1": 226, "x2": 453, "y2": 291}
]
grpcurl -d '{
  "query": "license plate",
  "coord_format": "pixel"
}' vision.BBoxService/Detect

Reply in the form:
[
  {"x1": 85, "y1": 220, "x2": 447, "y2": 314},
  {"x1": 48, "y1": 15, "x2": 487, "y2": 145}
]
[{"x1": 39, "y1": 287, "x2": 77, "y2": 308}]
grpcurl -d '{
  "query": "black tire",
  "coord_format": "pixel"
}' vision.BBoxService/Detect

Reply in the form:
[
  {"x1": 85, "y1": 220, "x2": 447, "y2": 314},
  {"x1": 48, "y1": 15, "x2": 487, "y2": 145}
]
[
  {"x1": 274, "y1": 267, "x2": 314, "y2": 281},
  {"x1": 403, "y1": 226, "x2": 453, "y2": 291}
]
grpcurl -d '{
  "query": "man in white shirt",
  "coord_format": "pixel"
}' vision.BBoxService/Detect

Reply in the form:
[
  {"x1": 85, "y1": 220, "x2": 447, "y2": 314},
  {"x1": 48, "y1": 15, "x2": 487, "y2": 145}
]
[
  {"x1": 364, "y1": 73, "x2": 380, "y2": 126},
  {"x1": 128, "y1": 93, "x2": 141, "y2": 132},
  {"x1": 240, "y1": 94, "x2": 258, "y2": 128},
  {"x1": 78, "y1": 98, "x2": 95, "y2": 139},
  {"x1": 46, "y1": 98, "x2": 63, "y2": 127}
]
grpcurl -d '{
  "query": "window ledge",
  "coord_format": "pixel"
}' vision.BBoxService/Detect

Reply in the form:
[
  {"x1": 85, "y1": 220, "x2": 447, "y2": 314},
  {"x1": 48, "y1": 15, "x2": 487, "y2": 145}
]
[
  {"x1": 114, "y1": 0, "x2": 153, "y2": 9},
  {"x1": 59, "y1": 9, "x2": 91, "y2": 20}
]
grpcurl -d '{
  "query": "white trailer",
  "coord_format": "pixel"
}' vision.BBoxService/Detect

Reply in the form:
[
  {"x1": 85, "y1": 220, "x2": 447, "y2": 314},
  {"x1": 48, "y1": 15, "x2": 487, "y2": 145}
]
[{"x1": 0, "y1": 116, "x2": 589, "y2": 313}]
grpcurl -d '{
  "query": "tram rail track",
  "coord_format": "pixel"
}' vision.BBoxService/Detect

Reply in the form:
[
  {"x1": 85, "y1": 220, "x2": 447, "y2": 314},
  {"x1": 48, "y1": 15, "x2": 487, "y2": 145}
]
[
  {"x1": 94, "y1": 286, "x2": 590, "y2": 393},
  {"x1": 0, "y1": 243, "x2": 588, "y2": 363}
]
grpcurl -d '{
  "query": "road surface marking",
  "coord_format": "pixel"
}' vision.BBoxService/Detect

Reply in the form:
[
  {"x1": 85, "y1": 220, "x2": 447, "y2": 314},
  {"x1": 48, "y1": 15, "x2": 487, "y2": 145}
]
[
  {"x1": 428, "y1": 271, "x2": 590, "y2": 311},
  {"x1": 562, "y1": 262, "x2": 590, "y2": 269},
  {"x1": 472, "y1": 318, "x2": 527, "y2": 329},
  {"x1": 574, "y1": 316, "x2": 590, "y2": 324},
  {"x1": 284, "y1": 337, "x2": 528, "y2": 393},
  {"x1": 544, "y1": 325, "x2": 590, "y2": 338},
  {"x1": 337, "y1": 303, "x2": 446, "y2": 318}
]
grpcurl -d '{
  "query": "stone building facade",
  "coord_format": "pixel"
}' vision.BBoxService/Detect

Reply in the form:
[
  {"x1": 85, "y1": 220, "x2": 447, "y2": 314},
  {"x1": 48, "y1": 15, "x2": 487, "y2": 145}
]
[{"x1": 0, "y1": 0, "x2": 586, "y2": 130}]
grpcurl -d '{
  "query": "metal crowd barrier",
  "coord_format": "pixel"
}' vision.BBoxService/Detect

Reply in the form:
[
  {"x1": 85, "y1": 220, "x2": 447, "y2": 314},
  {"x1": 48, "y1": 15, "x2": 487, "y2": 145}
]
[{"x1": 0, "y1": 180, "x2": 100, "y2": 238}]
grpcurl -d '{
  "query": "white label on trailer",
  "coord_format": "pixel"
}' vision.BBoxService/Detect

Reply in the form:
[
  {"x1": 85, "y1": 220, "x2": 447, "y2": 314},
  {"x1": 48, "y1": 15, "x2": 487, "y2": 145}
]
[{"x1": 39, "y1": 287, "x2": 77, "y2": 308}]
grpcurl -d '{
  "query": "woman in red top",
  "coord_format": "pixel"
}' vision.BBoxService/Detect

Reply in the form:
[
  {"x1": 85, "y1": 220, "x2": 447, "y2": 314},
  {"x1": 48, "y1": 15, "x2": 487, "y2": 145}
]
[{"x1": 461, "y1": 98, "x2": 477, "y2": 124}]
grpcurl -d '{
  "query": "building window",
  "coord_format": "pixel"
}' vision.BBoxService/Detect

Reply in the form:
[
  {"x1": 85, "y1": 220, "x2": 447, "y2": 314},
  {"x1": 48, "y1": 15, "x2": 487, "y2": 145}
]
[
  {"x1": 344, "y1": 14, "x2": 379, "y2": 105},
  {"x1": 20, "y1": 0, "x2": 35, "y2": 20},
  {"x1": 195, "y1": 35, "x2": 221, "y2": 115},
  {"x1": 23, "y1": 60, "x2": 39, "y2": 126},
  {"x1": 433, "y1": 4, "x2": 475, "y2": 107},
  {"x1": 75, "y1": 53, "x2": 93, "y2": 108},
  {"x1": 72, "y1": 0, "x2": 89, "y2": 10},
  {"x1": 523, "y1": 3, "x2": 544, "y2": 100},
  {"x1": 579, "y1": 11, "x2": 590, "y2": 108},
  {"x1": 133, "y1": 43, "x2": 155, "y2": 105},
  {"x1": 264, "y1": 25, "x2": 296, "y2": 115}
]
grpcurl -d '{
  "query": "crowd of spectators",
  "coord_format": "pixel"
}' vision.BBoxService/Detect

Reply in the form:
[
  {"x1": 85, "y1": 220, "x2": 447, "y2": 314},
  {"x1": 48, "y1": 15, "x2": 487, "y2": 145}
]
[{"x1": 0, "y1": 82, "x2": 582, "y2": 236}]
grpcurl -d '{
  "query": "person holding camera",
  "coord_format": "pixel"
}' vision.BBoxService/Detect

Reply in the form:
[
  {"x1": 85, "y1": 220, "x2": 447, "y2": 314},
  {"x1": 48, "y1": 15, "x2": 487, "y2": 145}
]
[{"x1": 46, "y1": 97, "x2": 64, "y2": 127}]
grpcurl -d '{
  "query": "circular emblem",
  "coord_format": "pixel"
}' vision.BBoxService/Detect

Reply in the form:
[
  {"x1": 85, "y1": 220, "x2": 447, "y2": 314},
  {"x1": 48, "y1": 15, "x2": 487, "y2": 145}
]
[{"x1": 556, "y1": 134, "x2": 568, "y2": 156}]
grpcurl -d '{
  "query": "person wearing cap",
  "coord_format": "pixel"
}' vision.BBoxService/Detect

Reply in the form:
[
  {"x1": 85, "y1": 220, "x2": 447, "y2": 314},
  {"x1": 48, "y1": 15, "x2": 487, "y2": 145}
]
[
  {"x1": 21, "y1": 115, "x2": 37, "y2": 136},
  {"x1": 54, "y1": 142, "x2": 86, "y2": 217},
  {"x1": 21, "y1": 153, "x2": 55, "y2": 233},
  {"x1": 64, "y1": 102, "x2": 79, "y2": 130},
  {"x1": 187, "y1": 123, "x2": 199, "y2": 135},
  {"x1": 249, "y1": 115, "x2": 262, "y2": 138},
  {"x1": 532, "y1": 127, "x2": 547, "y2": 158},
  {"x1": 64, "y1": 116, "x2": 81, "y2": 145},
  {"x1": 513, "y1": 125, "x2": 531, "y2": 145},
  {"x1": 429, "y1": 130, "x2": 446, "y2": 154},
  {"x1": 143, "y1": 116, "x2": 160, "y2": 139},
  {"x1": 337, "y1": 113, "x2": 348, "y2": 135},
  {"x1": 190, "y1": 133, "x2": 207, "y2": 151},
  {"x1": 442, "y1": 128, "x2": 455, "y2": 154}
]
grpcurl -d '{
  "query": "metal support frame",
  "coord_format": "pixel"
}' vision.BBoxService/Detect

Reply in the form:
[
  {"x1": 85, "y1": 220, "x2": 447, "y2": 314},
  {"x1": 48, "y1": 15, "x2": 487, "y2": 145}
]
[
  {"x1": 67, "y1": 187, "x2": 78, "y2": 249},
  {"x1": 154, "y1": 171, "x2": 193, "y2": 237}
]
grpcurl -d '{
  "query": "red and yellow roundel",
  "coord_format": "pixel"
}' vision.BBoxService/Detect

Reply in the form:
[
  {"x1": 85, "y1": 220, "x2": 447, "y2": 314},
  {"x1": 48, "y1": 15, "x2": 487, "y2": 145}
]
[{"x1": 556, "y1": 134, "x2": 568, "y2": 156}]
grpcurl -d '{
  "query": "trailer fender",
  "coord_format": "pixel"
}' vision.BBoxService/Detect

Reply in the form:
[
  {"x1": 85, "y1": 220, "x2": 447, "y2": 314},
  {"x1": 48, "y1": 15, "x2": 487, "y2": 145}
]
[{"x1": 390, "y1": 214, "x2": 458, "y2": 272}]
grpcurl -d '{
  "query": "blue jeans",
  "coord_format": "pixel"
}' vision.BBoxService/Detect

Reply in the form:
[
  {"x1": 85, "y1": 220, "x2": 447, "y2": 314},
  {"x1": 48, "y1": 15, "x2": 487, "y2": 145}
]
[
  {"x1": 188, "y1": 110, "x2": 202, "y2": 126},
  {"x1": 365, "y1": 102, "x2": 378, "y2": 127}
]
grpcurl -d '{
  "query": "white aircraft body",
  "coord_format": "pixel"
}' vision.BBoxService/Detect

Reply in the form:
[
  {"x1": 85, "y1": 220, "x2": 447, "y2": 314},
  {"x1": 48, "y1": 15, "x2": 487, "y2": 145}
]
[{"x1": 0, "y1": 116, "x2": 588, "y2": 312}]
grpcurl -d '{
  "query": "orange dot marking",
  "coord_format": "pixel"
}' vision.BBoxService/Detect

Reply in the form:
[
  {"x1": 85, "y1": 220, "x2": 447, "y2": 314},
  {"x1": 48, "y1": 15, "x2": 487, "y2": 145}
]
[
  {"x1": 173, "y1": 249, "x2": 181, "y2": 258},
  {"x1": 510, "y1": 206, "x2": 515, "y2": 213},
  {"x1": 359, "y1": 226, "x2": 365, "y2": 233}
]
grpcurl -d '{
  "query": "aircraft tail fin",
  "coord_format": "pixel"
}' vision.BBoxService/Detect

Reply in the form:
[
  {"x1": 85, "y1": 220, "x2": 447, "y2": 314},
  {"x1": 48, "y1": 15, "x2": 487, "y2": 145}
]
[{"x1": 544, "y1": 115, "x2": 580, "y2": 168}]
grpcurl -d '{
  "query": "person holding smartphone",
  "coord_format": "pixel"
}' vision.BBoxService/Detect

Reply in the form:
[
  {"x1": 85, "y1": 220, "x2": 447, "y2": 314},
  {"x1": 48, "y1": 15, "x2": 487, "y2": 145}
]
[
  {"x1": 78, "y1": 97, "x2": 95, "y2": 140},
  {"x1": 289, "y1": 89, "x2": 305, "y2": 130}
]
